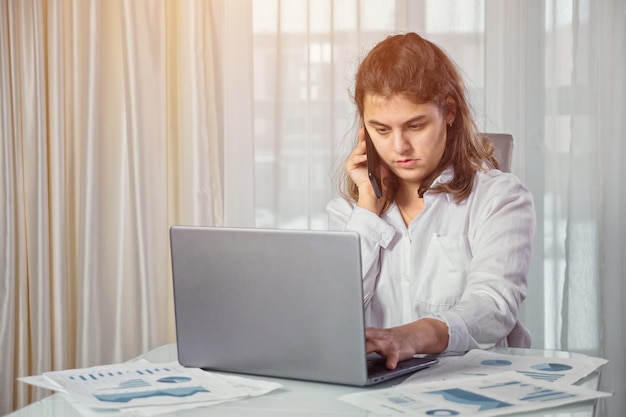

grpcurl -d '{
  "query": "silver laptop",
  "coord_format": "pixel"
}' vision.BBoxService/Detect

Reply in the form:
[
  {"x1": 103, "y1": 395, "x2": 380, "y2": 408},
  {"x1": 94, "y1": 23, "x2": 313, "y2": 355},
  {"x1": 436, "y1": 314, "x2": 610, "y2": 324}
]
[{"x1": 170, "y1": 225, "x2": 437, "y2": 386}]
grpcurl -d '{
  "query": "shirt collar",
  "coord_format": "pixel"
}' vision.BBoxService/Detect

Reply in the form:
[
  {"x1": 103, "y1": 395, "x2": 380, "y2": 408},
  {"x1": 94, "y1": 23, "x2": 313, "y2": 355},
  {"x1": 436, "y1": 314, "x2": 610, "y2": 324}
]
[
  {"x1": 422, "y1": 166, "x2": 455, "y2": 203},
  {"x1": 429, "y1": 166, "x2": 454, "y2": 187}
]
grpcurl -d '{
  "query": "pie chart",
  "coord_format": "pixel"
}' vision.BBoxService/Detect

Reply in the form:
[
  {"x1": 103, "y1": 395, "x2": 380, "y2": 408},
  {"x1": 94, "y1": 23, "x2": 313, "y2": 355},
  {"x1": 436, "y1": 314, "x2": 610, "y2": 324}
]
[{"x1": 530, "y1": 363, "x2": 572, "y2": 372}]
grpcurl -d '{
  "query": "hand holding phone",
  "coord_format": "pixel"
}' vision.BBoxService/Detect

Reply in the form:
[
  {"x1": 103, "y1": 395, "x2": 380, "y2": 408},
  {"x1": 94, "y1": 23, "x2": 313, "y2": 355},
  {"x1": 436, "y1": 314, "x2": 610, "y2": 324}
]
[{"x1": 364, "y1": 129, "x2": 383, "y2": 199}]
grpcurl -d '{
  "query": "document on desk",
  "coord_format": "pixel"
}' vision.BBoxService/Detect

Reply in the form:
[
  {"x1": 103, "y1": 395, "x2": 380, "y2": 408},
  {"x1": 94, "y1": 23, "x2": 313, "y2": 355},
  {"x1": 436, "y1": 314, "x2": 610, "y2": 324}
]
[
  {"x1": 340, "y1": 370, "x2": 611, "y2": 417},
  {"x1": 19, "y1": 359, "x2": 282, "y2": 414},
  {"x1": 402, "y1": 349, "x2": 608, "y2": 386}
]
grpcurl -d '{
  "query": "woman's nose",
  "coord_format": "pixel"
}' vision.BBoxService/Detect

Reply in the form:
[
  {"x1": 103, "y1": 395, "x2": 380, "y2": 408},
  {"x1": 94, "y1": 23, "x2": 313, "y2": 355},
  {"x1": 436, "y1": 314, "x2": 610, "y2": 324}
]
[{"x1": 392, "y1": 131, "x2": 411, "y2": 154}]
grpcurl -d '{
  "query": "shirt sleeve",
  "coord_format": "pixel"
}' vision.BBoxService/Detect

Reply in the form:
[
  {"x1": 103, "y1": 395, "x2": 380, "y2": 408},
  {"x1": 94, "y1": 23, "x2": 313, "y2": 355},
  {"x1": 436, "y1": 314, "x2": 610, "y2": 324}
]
[
  {"x1": 327, "y1": 198, "x2": 397, "y2": 306},
  {"x1": 433, "y1": 175, "x2": 536, "y2": 353}
]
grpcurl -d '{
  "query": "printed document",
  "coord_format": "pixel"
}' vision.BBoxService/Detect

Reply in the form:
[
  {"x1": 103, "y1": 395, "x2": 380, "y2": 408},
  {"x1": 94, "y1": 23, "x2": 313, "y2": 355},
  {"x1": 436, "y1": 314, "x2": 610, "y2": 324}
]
[
  {"x1": 403, "y1": 349, "x2": 607, "y2": 386},
  {"x1": 341, "y1": 370, "x2": 611, "y2": 417},
  {"x1": 19, "y1": 359, "x2": 282, "y2": 415},
  {"x1": 341, "y1": 349, "x2": 610, "y2": 416}
]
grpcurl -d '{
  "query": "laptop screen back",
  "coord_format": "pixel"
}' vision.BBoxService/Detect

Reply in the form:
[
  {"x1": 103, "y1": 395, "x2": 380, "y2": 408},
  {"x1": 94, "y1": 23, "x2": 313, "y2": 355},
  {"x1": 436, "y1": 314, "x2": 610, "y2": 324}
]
[{"x1": 170, "y1": 226, "x2": 371, "y2": 385}]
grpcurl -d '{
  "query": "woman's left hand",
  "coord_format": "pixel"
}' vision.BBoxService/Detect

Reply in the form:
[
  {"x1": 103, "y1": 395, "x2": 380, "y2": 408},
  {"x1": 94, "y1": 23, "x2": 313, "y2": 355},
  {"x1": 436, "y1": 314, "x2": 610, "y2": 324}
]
[{"x1": 365, "y1": 318, "x2": 450, "y2": 369}]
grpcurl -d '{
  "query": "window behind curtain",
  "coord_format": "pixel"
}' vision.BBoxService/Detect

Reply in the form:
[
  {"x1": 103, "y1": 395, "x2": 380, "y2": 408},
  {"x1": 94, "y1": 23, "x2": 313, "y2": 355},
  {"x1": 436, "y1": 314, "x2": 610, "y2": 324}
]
[
  {"x1": 248, "y1": 0, "x2": 598, "y2": 355},
  {"x1": 250, "y1": 0, "x2": 486, "y2": 230}
]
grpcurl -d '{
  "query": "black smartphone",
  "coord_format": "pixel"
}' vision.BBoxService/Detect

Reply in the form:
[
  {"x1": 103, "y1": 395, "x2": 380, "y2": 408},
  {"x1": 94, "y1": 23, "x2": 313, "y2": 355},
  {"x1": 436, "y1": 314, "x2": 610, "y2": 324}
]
[{"x1": 364, "y1": 128, "x2": 383, "y2": 199}]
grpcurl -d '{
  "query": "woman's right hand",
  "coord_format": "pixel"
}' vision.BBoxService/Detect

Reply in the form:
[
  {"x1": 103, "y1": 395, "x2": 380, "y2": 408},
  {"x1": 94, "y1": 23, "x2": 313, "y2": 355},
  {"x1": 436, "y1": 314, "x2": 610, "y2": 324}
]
[
  {"x1": 344, "y1": 128, "x2": 386, "y2": 215},
  {"x1": 365, "y1": 319, "x2": 449, "y2": 370}
]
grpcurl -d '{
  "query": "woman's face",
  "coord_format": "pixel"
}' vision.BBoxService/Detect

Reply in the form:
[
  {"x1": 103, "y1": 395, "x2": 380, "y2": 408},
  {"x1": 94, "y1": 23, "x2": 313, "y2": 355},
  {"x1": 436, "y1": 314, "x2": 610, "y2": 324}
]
[{"x1": 363, "y1": 94, "x2": 452, "y2": 190}]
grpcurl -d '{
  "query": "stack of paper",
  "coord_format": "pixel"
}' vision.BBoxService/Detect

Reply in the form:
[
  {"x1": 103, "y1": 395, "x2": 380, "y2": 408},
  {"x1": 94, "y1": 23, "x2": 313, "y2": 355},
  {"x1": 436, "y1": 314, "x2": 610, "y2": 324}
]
[
  {"x1": 20, "y1": 359, "x2": 282, "y2": 415},
  {"x1": 340, "y1": 350, "x2": 611, "y2": 416}
]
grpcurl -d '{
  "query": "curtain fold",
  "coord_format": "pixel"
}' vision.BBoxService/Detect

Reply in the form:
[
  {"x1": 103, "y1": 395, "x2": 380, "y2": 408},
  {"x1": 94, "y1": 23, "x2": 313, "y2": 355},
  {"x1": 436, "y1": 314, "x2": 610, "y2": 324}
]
[
  {"x1": 119, "y1": 0, "x2": 169, "y2": 356},
  {"x1": 2, "y1": 0, "x2": 54, "y2": 408},
  {"x1": 588, "y1": 2, "x2": 626, "y2": 416}
]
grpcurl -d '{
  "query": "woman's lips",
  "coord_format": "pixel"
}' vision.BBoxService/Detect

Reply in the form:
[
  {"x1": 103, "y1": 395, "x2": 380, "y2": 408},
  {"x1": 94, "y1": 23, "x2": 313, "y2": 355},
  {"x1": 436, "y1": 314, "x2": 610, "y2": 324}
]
[{"x1": 396, "y1": 159, "x2": 418, "y2": 168}]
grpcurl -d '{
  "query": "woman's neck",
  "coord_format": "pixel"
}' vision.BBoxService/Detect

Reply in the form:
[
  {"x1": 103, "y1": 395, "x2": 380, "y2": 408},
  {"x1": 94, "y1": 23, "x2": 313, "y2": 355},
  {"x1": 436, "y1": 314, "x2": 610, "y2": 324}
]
[{"x1": 396, "y1": 185, "x2": 424, "y2": 225}]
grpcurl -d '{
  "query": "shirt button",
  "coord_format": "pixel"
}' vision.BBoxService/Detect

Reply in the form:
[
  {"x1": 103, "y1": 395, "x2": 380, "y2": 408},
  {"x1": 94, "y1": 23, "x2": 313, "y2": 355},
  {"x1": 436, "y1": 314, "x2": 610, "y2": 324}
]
[{"x1": 381, "y1": 233, "x2": 390, "y2": 241}]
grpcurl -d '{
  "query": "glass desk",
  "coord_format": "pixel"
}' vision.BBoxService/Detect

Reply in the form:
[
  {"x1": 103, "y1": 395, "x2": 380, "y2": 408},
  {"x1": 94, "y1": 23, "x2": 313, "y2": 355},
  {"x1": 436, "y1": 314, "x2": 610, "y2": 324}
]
[{"x1": 6, "y1": 344, "x2": 601, "y2": 417}]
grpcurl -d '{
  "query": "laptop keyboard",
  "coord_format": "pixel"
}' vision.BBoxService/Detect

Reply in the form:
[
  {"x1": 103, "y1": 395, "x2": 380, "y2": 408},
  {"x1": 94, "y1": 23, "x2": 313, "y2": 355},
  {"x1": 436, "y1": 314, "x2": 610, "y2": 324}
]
[{"x1": 367, "y1": 355, "x2": 433, "y2": 378}]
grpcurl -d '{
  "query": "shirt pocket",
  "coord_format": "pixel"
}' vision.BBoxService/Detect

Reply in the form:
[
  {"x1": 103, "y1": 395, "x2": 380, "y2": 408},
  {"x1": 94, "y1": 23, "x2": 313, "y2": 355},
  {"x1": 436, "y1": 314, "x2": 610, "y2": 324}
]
[{"x1": 415, "y1": 233, "x2": 471, "y2": 315}]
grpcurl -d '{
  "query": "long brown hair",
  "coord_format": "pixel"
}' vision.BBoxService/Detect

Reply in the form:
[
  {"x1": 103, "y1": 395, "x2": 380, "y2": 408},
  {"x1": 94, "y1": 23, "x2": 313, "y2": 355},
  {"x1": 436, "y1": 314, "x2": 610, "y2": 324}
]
[{"x1": 342, "y1": 32, "x2": 497, "y2": 208}]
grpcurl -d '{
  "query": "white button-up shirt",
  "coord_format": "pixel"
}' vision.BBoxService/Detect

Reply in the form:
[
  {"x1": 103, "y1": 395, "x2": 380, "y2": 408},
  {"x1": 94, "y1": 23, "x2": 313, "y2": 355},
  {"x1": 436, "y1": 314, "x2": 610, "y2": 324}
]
[{"x1": 327, "y1": 168, "x2": 536, "y2": 353}]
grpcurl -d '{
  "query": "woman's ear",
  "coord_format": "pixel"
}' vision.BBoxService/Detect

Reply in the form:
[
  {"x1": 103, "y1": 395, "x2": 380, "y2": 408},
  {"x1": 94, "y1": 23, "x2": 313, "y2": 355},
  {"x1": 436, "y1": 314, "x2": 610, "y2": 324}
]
[{"x1": 444, "y1": 96, "x2": 457, "y2": 125}]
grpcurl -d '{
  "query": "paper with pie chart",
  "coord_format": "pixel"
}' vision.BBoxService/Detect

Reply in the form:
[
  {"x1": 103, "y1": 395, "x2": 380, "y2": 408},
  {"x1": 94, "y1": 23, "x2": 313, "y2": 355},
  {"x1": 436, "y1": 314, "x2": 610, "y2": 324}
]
[
  {"x1": 340, "y1": 370, "x2": 611, "y2": 417},
  {"x1": 402, "y1": 349, "x2": 607, "y2": 386}
]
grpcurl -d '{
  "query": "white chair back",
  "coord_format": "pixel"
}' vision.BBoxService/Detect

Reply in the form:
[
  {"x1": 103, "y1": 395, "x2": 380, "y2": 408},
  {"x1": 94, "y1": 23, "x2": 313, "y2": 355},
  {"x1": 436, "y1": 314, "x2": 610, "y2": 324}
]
[{"x1": 482, "y1": 133, "x2": 514, "y2": 173}]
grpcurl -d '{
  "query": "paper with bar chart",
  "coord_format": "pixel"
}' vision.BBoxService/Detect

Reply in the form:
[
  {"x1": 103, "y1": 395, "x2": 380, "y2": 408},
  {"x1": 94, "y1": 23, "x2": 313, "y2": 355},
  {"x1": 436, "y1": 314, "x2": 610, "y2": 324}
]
[
  {"x1": 20, "y1": 359, "x2": 282, "y2": 411},
  {"x1": 340, "y1": 370, "x2": 611, "y2": 417}
]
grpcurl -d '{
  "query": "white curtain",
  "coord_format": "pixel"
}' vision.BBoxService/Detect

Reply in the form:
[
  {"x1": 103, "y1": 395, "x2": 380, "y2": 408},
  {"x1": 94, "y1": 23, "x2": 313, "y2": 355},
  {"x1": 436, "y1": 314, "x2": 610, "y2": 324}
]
[
  {"x1": 243, "y1": 0, "x2": 625, "y2": 415},
  {"x1": 0, "y1": 0, "x2": 223, "y2": 412},
  {"x1": 2, "y1": 0, "x2": 625, "y2": 416}
]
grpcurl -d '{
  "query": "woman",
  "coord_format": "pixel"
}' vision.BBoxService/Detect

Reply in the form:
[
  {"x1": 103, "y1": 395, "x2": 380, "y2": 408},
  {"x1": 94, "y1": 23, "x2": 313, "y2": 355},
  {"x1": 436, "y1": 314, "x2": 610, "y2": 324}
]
[{"x1": 327, "y1": 33, "x2": 536, "y2": 369}]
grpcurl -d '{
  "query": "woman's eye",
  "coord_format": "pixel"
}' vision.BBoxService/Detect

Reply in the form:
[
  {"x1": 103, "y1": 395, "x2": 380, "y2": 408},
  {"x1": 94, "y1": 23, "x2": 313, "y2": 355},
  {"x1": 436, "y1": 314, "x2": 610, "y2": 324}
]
[{"x1": 376, "y1": 128, "x2": 389, "y2": 135}]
